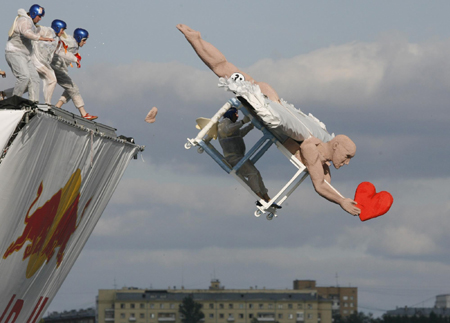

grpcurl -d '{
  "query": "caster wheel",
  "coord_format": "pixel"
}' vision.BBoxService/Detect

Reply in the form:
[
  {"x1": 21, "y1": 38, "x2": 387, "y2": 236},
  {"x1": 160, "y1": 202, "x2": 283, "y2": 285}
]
[
  {"x1": 266, "y1": 213, "x2": 274, "y2": 221},
  {"x1": 197, "y1": 147, "x2": 204, "y2": 154},
  {"x1": 254, "y1": 209, "x2": 262, "y2": 217}
]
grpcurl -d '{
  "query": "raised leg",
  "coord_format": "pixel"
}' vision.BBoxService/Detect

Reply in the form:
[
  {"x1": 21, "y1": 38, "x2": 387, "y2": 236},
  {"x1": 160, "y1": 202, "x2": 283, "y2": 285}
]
[{"x1": 176, "y1": 24, "x2": 253, "y2": 81}]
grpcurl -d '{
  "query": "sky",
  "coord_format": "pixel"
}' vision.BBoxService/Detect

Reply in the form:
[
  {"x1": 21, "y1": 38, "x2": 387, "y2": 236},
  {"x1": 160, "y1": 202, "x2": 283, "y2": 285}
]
[{"x1": 2, "y1": 0, "x2": 450, "y2": 318}]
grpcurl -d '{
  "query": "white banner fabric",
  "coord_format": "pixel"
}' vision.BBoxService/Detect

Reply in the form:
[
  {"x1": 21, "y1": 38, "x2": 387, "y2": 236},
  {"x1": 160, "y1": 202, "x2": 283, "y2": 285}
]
[
  {"x1": 0, "y1": 110, "x2": 25, "y2": 152},
  {"x1": 0, "y1": 112, "x2": 138, "y2": 323}
]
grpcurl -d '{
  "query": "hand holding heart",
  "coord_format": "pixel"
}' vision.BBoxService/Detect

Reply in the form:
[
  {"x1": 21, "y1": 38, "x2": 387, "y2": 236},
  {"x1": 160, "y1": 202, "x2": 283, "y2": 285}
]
[{"x1": 354, "y1": 182, "x2": 393, "y2": 221}]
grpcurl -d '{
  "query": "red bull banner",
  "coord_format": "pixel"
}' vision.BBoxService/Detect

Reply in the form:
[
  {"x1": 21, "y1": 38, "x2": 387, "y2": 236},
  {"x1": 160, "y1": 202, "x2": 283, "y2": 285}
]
[
  {"x1": 0, "y1": 112, "x2": 139, "y2": 322},
  {"x1": 0, "y1": 110, "x2": 25, "y2": 153}
]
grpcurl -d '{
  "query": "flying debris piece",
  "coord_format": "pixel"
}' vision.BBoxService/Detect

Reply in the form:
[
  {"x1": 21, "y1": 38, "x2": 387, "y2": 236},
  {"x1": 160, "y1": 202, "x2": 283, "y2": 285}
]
[
  {"x1": 0, "y1": 96, "x2": 144, "y2": 322},
  {"x1": 145, "y1": 107, "x2": 158, "y2": 123}
]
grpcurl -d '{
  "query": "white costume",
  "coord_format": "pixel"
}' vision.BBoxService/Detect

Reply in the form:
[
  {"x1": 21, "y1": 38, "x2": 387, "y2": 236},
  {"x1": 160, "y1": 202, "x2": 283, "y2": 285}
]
[
  {"x1": 51, "y1": 33, "x2": 84, "y2": 108},
  {"x1": 31, "y1": 26, "x2": 59, "y2": 105},
  {"x1": 2, "y1": 27, "x2": 73, "y2": 105},
  {"x1": 218, "y1": 117, "x2": 268, "y2": 196},
  {"x1": 5, "y1": 9, "x2": 41, "y2": 102},
  {"x1": 219, "y1": 77, "x2": 335, "y2": 143}
]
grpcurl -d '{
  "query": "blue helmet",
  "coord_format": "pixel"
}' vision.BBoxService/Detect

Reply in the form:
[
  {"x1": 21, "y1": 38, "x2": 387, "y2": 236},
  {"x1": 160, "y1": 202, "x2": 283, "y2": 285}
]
[
  {"x1": 224, "y1": 107, "x2": 238, "y2": 120},
  {"x1": 73, "y1": 28, "x2": 89, "y2": 44},
  {"x1": 51, "y1": 19, "x2": 67, "y2": 34},
  {"x1": 29, "y1": 4, "x2": 45, "y2": 19}
]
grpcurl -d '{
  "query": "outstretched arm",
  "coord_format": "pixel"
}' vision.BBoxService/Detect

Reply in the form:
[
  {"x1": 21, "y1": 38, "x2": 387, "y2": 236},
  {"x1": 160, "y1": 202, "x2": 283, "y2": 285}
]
[
  {"x1": 176, "y1": 24, "x2": 254, "y2": 81},
  {"x1": 301, "y1": 140, "x2": 360, "y2": 216}
]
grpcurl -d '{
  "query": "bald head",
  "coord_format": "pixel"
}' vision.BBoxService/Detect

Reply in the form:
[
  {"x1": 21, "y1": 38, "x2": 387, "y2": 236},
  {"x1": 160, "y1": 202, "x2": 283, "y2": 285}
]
[
  {"x1": 334, "y1": 134, "x2": 356, "y2": 156},
  {"x1": 329, "y1": 135, "x2": 356, "y2": 169}
]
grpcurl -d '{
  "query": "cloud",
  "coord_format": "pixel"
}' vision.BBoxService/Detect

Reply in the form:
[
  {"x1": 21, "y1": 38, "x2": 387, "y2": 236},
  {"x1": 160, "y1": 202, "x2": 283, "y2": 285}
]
[
  {"x1": 79, "y1": 61, "x2": 229, "y2": 107},
  {"x1": 249, "y1": 42, "x2": 385, "y2": 107},
  {"x1": 248, "y1": 33, "x2": 450, "y2": 115},
  {"x1": 92, "y1": 158, "x2": 450, "y2": 261}
]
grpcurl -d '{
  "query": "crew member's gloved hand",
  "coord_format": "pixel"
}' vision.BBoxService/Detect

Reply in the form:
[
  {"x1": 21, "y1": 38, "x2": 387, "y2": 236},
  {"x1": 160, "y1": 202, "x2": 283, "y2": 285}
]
[{"x1": 242, "y1": 115, "x2": 251, "y2": 124}]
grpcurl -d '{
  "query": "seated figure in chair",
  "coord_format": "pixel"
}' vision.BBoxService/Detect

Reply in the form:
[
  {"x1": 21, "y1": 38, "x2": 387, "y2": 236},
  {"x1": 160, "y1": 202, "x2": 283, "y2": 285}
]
[
  {"x1": 177, "y1": 24, "x2": 360, "y2": 216},
  {"x1": 218, "y1": 106, "x2": 280, "y2": 208}
]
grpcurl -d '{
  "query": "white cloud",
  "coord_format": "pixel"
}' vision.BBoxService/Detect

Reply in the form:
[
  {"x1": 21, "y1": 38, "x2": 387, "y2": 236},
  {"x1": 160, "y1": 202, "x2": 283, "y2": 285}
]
[
  {"x1": 250, "y1": 42, "x2": 385, "y2": 106},
  {"x1": 378, "y1": 227, "x2": 437, "y2": 255},
  {"x1": 80, "y1": 62, "x2": 229, "y2": 107}
]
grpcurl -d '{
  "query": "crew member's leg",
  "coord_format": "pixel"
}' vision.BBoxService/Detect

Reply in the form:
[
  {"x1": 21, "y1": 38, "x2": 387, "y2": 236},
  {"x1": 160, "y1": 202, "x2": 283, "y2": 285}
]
[
  {"x1": 228, "y1": 156, "x2": 269, "y2": 200},
  {"x1": 239, "y1": 161, "x2": 270, "y2": 199},
  {"x1": 27, "y1": 60, "x2": 40, "y2": 102},
  {"x1": 5, "y1": 52, "x2": 39, "y2": 102},
  {"x1": 53, "y1": 66, "x2": 97, "y2": 120},
  {"x1": 34, "y1": 61, "x2": 56, "y2": 105}
]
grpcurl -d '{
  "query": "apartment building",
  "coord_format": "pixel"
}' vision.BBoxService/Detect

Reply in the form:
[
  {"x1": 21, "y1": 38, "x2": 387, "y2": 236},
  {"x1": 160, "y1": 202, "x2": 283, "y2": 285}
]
[
  {"x1": 97, "y1": 280, "x2": 332, "y2": 323},
  {"x1": 293, "y1": 280, "x2": 357, "y2": 317}
]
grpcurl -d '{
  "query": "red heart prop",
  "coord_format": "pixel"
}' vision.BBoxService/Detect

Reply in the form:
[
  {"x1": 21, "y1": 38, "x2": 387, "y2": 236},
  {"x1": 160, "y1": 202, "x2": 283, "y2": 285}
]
[{"x1": 354, "y1": 182, "x2": 393, "y2": 221}]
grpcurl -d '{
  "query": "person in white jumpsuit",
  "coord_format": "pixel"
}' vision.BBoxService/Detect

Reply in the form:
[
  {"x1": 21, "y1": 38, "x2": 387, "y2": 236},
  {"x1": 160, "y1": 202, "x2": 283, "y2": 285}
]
[
  {"x1": 5, "y1": 5, "x2": 53, "y2": 102},
  {"x1": 31, "y1": 20, "x2": 66, "y2": 105},
  {"x1": 218, "y1": 107, "x2": 280, "y2": 207},
  {"x1": 2, "y1": 20, "x2": 68, "y2": 105},
  {"x1": 52, "y1": 28, "x2": 97, "y2": 120}
]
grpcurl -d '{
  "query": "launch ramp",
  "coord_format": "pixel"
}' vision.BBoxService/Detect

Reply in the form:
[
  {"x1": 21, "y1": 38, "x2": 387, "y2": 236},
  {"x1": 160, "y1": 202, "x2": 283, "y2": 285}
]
[{"x1": 0, "y1": 97, "x2": 143, "y2": 322}]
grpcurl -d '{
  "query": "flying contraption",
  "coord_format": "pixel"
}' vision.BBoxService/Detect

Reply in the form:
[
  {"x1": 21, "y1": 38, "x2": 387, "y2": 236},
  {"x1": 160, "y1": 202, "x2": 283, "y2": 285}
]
[
  {"x1": 0, "y1": 96, "x2": 143, "y2": 323},
  {"x1": 185, "y1": 78, "x2": 393, "y2": 221},
  {"x1": 185, "y1": 78, "x2": 336, "y2": 221}
]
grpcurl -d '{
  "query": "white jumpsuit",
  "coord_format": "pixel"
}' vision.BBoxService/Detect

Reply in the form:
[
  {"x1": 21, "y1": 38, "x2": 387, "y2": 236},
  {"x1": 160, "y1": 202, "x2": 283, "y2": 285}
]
[
  {"x1": 51, "y1": 34, "x2": 84, "y2": 108},
  {"x1": 5, "y1": 9, "x2": 41, "y2": 102},
  {"x1": 31, "y1": 26, "x2": 59, "y2": 105},
  {"x1": 2, "y1": 27, "x2": 73, "y2": 105},
  {"x1": 218, "y1": 118, "x2": 268, "y2": 196}
]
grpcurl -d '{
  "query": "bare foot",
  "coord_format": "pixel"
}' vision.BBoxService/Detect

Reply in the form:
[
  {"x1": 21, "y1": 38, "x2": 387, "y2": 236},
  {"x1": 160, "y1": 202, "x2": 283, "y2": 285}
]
[
  {"x1": 176, "y1": 24, "x2": 201, "y2": 40},
  {"x1": 145, "y1": 107, "x2": 158, "y2": 123}
]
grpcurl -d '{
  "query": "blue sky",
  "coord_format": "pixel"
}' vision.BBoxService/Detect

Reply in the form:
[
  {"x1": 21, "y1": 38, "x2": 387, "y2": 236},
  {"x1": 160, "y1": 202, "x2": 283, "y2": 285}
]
[{"x1": 2, "y1": 0, "x2": 450, "y2": 318}]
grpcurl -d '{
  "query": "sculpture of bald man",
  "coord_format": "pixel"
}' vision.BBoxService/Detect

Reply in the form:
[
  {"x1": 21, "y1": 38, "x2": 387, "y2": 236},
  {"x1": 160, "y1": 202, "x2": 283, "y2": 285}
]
[{"x1": 177, "y1": 24, "x2": 360, "y2": 216}]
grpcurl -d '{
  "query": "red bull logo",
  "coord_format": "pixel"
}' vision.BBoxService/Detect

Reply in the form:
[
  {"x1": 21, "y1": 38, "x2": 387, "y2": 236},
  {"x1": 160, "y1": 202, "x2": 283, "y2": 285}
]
[
  {"x1": 3, "y1": 169, "x2": 92, "y2": 278},
  {"x1": 0, "y1": 294, "x2": 48, "y2": 323}
]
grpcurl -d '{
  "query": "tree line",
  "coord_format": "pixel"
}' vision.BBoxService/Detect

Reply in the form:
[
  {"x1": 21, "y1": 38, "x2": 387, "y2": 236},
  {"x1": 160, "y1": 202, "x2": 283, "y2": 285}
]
[
  {"x1": 335, "y1": 311, "x2": 450, "y2": 323},
  {"x1": 178, "y1": 295, "x2": 450, "y2": 323}
]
